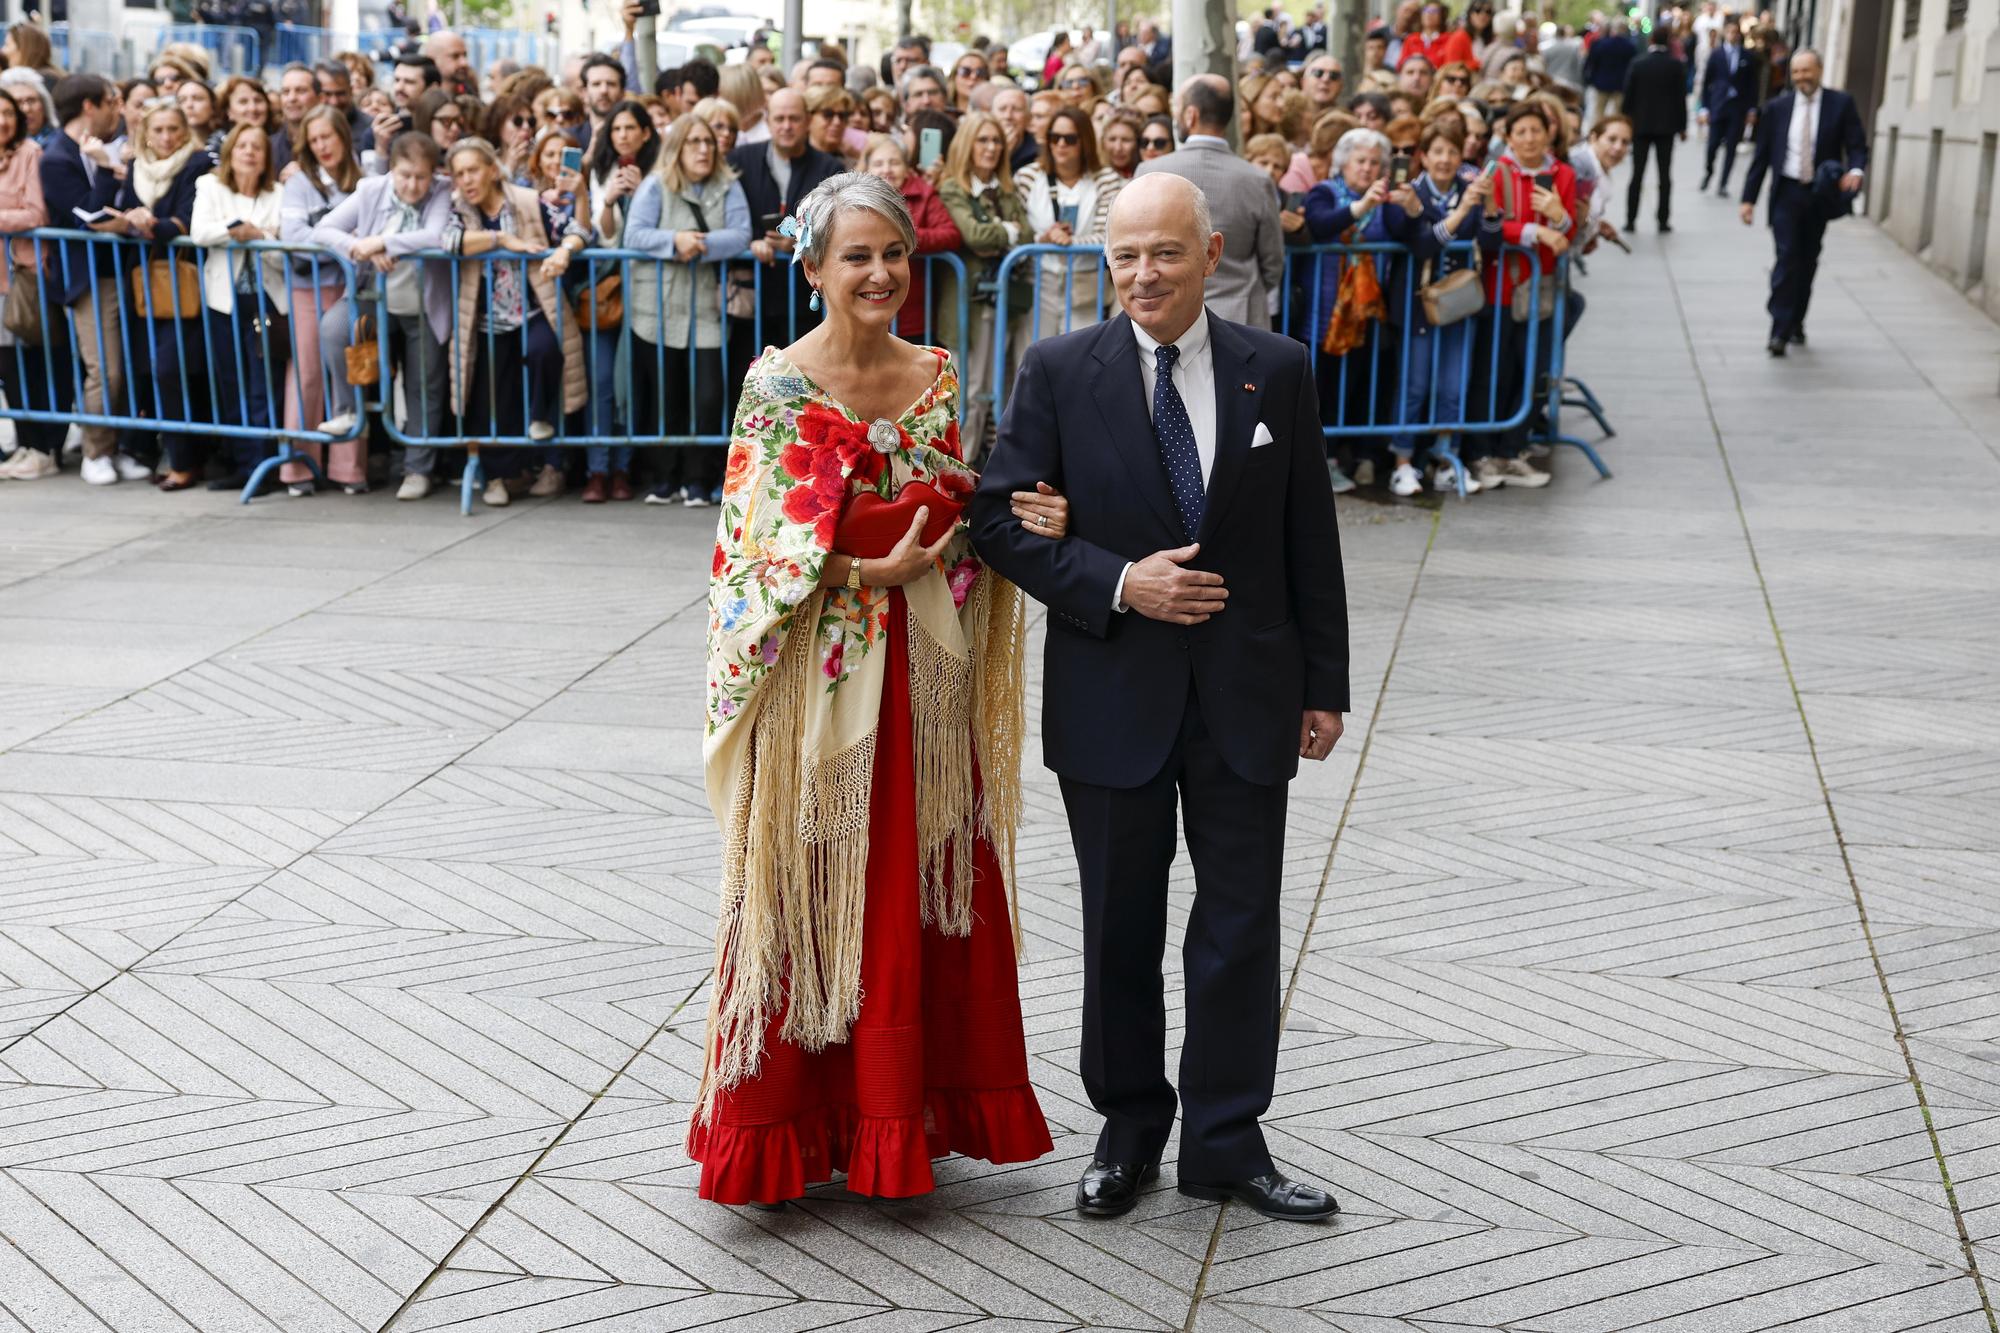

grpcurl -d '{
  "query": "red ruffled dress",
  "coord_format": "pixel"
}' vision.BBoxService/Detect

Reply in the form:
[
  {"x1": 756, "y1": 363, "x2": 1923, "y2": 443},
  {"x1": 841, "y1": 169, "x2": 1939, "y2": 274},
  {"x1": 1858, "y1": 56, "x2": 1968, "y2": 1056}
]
[{"x1": 687, "y1": 589, "x2": 1053, "y2": 1203}]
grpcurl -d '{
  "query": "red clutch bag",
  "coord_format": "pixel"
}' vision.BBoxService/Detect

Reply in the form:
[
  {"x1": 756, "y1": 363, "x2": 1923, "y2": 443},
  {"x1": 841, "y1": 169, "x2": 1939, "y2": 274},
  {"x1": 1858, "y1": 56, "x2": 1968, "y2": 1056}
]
[{"x1": 835, "y1": 479, "x2": 965, "y2": 558}]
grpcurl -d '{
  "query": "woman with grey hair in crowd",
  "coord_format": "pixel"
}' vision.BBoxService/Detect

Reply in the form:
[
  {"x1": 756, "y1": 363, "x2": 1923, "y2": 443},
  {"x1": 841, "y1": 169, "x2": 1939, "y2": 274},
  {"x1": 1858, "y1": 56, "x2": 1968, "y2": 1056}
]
[
  {"x1": 689, "y1": 171, "x2": 1068, "y2": 1207},
  {"x1": 1305, "y1": 125, "x2": 1411, "y2": 492}
]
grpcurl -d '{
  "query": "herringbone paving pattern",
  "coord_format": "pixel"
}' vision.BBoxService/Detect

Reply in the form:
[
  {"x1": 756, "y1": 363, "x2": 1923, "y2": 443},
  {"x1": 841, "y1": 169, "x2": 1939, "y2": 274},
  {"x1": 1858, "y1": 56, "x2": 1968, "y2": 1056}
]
[{"x1": 0, "y1": 179, "x2": 1996, "y2": 1331}]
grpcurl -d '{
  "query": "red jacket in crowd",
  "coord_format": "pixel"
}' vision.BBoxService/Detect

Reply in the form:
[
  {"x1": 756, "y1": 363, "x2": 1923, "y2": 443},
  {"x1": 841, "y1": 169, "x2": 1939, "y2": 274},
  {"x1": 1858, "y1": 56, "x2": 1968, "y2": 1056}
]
[
  {"x1": 1400, "y1": 29, "x2": 1472, "y2": 67},
  {"x1": 1484, "y1": 153, "x2": 1580, "y2": 306},
  {"x1": 896, "y1": 172, "x2": 964, "y2": 341}
]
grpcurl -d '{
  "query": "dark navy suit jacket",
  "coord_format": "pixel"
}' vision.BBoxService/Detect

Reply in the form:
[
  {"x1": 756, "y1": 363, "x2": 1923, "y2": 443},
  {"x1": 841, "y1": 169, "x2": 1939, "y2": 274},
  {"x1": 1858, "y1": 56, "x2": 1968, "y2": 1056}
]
[
  {"x1": 1701, "y1": 42, "x2": 1761, "y2": 116},
  {"x1": 39, "y1": 131, "x2": 125, "y2": 306},
  {"x1": 1740, "y1": 86, "x2": 1869, "y2": 216},
  {"x1": 970, "y1": 312, "x2": 1350, "y2": 790}
]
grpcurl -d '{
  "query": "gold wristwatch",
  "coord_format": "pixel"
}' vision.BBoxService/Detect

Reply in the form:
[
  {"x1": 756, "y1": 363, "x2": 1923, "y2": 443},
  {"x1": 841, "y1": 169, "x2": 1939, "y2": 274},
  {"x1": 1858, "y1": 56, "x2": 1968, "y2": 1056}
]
[{"x1": 846, "y1": 558, "x2": 864, "y2": 591}]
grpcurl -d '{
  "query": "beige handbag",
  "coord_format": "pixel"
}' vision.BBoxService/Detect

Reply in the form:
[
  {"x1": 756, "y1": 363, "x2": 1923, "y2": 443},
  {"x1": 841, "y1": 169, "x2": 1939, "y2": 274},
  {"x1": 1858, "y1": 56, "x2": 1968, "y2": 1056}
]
[{"x1": 1419, "y1": 260, "x2": 1484, "y2": 327}]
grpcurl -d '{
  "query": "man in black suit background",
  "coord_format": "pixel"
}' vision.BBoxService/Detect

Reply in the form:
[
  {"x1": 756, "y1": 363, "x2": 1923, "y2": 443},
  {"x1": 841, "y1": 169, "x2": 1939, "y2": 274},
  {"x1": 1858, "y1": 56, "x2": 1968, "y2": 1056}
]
[
  {"x1": 1739, "y1": 49, "x2": 1868, "y2": 355},
  {"x1": 1621, "y1": 27, "x2": 1688, "y2": 234},
  {"x1": 972, "y1": 173, "x2": 1349, "y2": 1224},
  {"x1": 1699, "y1": 16, "x2": 1760, "y2": 194},
  {"x1": 728, "y1": 87, "x2": 840, "y2": 346}
]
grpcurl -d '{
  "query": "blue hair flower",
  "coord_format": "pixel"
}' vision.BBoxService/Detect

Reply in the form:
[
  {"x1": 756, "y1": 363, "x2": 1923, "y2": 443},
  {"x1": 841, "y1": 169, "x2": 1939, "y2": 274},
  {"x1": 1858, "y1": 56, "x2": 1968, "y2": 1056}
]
[{"x1": 777, "y1": 214, "x2": 812, "y2": 265}]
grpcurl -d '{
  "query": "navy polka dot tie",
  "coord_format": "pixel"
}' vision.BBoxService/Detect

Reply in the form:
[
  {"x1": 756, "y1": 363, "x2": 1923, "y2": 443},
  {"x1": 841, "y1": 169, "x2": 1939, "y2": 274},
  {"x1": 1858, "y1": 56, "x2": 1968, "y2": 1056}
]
[{"x1": 1152, "y1": 343, "x2": 1203, "y2": 539}]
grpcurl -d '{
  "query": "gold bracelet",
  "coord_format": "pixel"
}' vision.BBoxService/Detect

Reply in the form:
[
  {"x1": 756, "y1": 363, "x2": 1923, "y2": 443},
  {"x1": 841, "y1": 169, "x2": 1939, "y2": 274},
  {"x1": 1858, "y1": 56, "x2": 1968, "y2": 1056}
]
[{"x1": 846, "y1": 557, "x2": 864, "y2": 591}]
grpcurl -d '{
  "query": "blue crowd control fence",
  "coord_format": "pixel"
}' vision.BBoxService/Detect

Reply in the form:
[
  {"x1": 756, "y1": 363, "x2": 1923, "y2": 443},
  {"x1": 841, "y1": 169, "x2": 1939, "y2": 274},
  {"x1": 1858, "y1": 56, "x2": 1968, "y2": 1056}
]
[
  {"x1": 461, "y1": 28, "x2": 560, "y2": 76},
  {"x1": 274, "y1": 23, "x2": 336, "y2": 68},
  {"x1": 50, "y1": 25, "x2": 121, "y2": 77},
  {"x1": 0, "y1": 228, "x2": 1610, "y2": 511},
  {"x1": 0, "y1": 230, "x2": 362, "y2": 502},
  {"x1": 355, "y1": 248, "x2": 971, "y2": 513},
  {"x1": 156, "y1": 24, "x2": 263, "y2": 76},
  {"x1": 989, "y1": 240, "x2": 1607, "y2": 495}
]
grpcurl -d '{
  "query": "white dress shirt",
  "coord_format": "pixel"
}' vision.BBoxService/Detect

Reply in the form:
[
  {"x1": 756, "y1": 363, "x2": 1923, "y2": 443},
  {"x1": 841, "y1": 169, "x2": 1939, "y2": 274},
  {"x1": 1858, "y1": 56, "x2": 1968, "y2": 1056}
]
[
  {"x1": 1114, "y1": 310, "x2": 1218, "y2": 610},
  {"x1": 1783, "y1": 90, "x2": 1819, "y2": 183}
]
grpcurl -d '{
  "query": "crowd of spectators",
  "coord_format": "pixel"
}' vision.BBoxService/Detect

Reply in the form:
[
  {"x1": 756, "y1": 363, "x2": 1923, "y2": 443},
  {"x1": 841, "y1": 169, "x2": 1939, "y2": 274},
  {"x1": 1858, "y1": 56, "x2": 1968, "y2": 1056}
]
[{"x1": 0, "y1": 4, "x2": 1755, "y2": 504}]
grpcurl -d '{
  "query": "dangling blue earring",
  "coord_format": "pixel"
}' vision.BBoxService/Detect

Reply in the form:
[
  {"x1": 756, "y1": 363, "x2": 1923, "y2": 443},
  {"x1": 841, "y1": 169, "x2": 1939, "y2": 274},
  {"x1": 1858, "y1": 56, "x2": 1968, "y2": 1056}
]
[{"x1": 809, "y1": 287, "x2": 822, "y2": 312}]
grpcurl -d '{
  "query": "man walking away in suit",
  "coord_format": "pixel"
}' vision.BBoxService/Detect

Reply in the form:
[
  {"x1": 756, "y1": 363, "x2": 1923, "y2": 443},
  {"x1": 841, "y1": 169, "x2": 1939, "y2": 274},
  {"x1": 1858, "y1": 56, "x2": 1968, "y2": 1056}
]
[
  {"x1": 972, "y1": 172, "x2": 1349, "y2": 1225},
  {"x1": 1621, "y1": 27, "x2": 1687, "y2": 233},
  {"x1": 1700, "y1": 17, "x2": 1758, "y2": 193},
  {"x1": 1739, "y1": 49, "x2": 1867, "y2": 355},
  {"x1": 1134, "y1": 75, "x2": 1285, "y2": 329},
  {"x1": 1582, "y1": 18, "x2": 1636, "y2": 129}
]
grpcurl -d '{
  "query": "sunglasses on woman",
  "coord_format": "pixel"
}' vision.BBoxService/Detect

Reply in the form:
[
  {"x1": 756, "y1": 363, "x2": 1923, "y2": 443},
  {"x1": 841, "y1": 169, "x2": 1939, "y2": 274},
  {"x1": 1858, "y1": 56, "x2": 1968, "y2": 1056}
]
[
  {"x1": 956, "y1": 65, "x2": 987, "y2": 81},
  {"x1": 1059, "y1": 77, "x2": 1092, "y2": 89},
  {"x1": 544, "y1": 108, "x2": 583, "y2": 124},
  {"x1": 1047, "y1": 131, "x2": 1080, "y2": 145},
  {"x1": 1140, "y1": 134, "x2": 1171, "y2": 149}
]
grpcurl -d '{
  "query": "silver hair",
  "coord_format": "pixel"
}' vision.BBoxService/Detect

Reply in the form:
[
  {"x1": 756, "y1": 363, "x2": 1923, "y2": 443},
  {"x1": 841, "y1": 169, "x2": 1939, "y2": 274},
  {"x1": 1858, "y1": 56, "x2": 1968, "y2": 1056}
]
[
  {"x1": 794, "y1": 171, "x2": 918, "y2": 267},
  {"x1": 1331, "y1": 127, "x2": 1392, "y2": 177}
]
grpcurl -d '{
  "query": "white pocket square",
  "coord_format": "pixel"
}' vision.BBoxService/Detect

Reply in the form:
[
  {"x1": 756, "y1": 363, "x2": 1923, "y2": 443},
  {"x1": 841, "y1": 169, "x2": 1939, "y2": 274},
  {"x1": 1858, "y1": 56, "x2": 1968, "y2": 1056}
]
[{"x1": 1250, "y1": 422, "x2": 1276, "y2": 448}]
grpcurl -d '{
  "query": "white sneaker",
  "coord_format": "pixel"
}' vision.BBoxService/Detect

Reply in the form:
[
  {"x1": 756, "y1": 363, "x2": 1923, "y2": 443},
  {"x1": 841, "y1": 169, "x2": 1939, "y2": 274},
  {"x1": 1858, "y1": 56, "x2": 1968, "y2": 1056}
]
[
  {"x1": 319, "y1": 412, "x2": 358, "y2": 436},
  {"x1": 1473, "y1": 457, "x2": 1506, "y2": 490},
  {"x1": 112, "y1": 454, "x2": 154, "y2": 481},
  {"x1": 1353, "y1": 458, "x2": 1376, "y2": 487},
  {"x1": 1497, "y1": 457, "x2": 1552, "y2": 488},
  {"x1": 1432, "y1": 462, "x2": 1480, "y2": 494},
  {"x1": 680, "y1": 484, "x2": 712, "y2": 509},
  {"x1": 80, "y1": 454, "x2": 118, "y2": 486},
  {"x1": 1389, "y1": 462, "x2": 1422, "y2": 497},
  {"x1": 483, "y1": 477, "x2": 512, "y2": 507},
  {"x1": 0, "y1": 449, "x2": 34, "y2": 478},
  {"x1": 1327, "y1": 461, "x2": 1357, "y2": 494},
  {"x1": 527, "y1": 421, "x2": 556, "y2": 442},
  {"x1": 287, "y1": 482, "x2": 314, "y2": 498},
  {"x1": 396, "y1": 472, "x2": 432, "y2": 501},
  {"x1": 1525, "y1": 441, "x2": 1552, "y2": 460}
]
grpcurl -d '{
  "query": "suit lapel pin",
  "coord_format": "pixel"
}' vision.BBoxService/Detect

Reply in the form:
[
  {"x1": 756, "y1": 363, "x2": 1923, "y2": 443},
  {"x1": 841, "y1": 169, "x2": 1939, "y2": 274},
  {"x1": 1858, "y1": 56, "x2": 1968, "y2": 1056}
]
[{"x1": 1242, "y1": 382, "x2": 1256, "y2": 392}]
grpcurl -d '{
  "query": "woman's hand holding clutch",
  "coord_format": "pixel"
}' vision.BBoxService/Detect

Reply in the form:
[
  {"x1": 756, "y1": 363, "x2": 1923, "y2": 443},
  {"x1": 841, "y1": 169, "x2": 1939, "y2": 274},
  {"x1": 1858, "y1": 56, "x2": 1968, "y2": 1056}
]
[
  {"x1": 1011, "y1": 481, "x2": 1069, "y2": 540},
  {"x1": 859, "y1": 508, "x2": 957, "y2": 587}
]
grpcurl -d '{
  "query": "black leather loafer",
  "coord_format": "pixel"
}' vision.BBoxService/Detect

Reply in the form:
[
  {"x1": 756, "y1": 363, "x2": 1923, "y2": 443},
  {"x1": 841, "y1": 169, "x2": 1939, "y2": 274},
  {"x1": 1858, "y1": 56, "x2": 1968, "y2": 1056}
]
[
  {"x1": 1179, "y1": 1171, "x2": 1341, "y2": 1221},
  {"x1": 1767, "y1": 336, "x2": 1788, "y2": 357},
  {"x1": 1788, "y1": 328, "x2": 1806, "y2": 345},
  {"x1": 1076, "y1": 1160, "x2": 1159, "y2": 1217}
]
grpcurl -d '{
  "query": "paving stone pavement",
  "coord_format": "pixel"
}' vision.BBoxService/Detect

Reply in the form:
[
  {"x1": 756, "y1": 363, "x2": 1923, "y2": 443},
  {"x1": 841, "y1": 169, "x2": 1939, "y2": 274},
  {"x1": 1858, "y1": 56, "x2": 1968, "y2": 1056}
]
[{"x1": 0, "y1": 171, "x2": 1997, "y2": 1333}]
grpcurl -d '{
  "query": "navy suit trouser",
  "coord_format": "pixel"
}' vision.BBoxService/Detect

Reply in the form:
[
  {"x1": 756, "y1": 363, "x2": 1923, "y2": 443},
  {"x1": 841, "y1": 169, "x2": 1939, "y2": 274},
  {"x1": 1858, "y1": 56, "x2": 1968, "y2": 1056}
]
[
  {"x1": 1768, "y1": 177, "x2": 1828, "y2": 338},
  {"x1": 1706, "y1": 105, "x2": 1749, "y2": 187},
  {"x1": 1059, "y1": 683, "x2": 1289, "y2": 1183}
]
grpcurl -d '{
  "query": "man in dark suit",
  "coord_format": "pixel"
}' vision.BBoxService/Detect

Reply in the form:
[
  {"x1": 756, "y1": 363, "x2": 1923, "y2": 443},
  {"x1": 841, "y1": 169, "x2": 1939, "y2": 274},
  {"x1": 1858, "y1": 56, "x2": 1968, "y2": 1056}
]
[
  {"x1": 1699, "y1": 17, "x2": 1759, "y2": 193},
  {"x1": 1739, "y1": 48, "x2": 1867, "y2": 355},
  {"x1": 1621, "y1": 27, "x2": 1687, "y2": 233},
  {"x1": 728, "y1": 86, "x2": 840, "y2": 346},
  {"x1": 42, "y1": 74, "x2": 145, "y2": 485},
  {"x1": 972, "y1": 173, "x2": 1350, "y2": 1224}
]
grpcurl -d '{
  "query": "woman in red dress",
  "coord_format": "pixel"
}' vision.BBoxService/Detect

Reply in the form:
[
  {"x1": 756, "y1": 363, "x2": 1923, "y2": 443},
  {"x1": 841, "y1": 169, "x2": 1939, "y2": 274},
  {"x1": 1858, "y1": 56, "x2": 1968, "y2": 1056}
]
[{"x1": 694, "y1": 173, "x2": 1065, "y2": 1204}]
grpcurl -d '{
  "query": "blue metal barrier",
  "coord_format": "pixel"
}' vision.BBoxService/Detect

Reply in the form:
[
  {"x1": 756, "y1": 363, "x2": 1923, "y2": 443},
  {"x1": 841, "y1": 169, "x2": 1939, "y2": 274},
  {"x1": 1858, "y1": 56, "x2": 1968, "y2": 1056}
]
[
  {"x1": 157, "y1": 24, "x2": 262, "y2": 77},
  {"x1": 50, "y1": 24, "x2": 121, "y2": 77},
  {"x1": 0, "y1": 230, "x2": 359, "y2": 504},
  {"x1": 461, "y1": 28, "x2": 559, "y2": 76},
  {"x1": 990, "y1": 241, "x2": 1602, "y2": 498},
  {"x1": 353, "y1": 247, "x2": 970, "y2": 514},
  {"x1": 274, "y1": 23, "x2": 335, "y2": 68}
]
